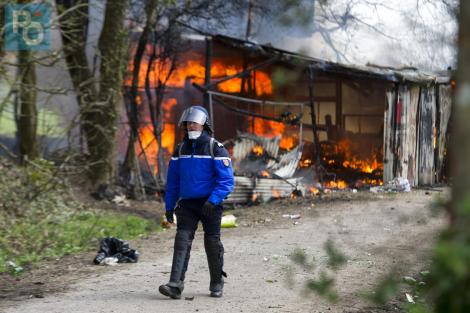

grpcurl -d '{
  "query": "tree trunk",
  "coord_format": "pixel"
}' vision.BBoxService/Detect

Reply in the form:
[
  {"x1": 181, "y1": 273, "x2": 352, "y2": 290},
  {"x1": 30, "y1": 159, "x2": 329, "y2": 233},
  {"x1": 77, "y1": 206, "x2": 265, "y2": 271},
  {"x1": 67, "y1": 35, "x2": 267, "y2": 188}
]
[
  {"x1": 83, "y1": 0, "x2": 129, "y2": 185},
  {"x1": 122, "y1": 0, "x2": 159, "y2": 178},
  {"x1": 56, "y1": 0, "x2": 129, "y2": 186},
  {"x1": 451, "y1": 0, "x2": 470, "y2": 215},
  {"x1": 429, "y1": 2, "x2": 470, "y2": 312},
  {"x1": 17, "y1": 50, "x2": 38, "y2": 162}
]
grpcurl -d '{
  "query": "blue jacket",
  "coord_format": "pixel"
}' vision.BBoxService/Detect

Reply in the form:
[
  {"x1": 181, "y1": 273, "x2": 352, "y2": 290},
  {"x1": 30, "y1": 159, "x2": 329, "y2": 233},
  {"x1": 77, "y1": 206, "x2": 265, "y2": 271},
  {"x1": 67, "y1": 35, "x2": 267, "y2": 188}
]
[{"x1": 165, "y1": 131, "x2": 234, "y2": 211}]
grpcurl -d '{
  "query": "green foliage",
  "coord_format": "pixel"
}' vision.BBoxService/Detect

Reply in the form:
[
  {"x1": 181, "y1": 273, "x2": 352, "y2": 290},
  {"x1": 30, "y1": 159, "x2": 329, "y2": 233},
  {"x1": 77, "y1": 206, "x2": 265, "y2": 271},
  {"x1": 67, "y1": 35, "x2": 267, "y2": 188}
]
[
  {"x1": 305, "y1": 271, "x2": 338, "y2": 303},
  {"x1": 0, "y1": 210, "x2": 157, "y2": 274},
  {"x1": 0, "y1": 106, "x2": 64, "y2": 138},
  {"x1": 288, "y1": 240, "x2": 347, "y2": 303},
  {"x1": 0, "y1": 158, "x2": 158, "y2": 274},
  {"x1": 406, "y1": 303, "x2": 431, "y2": 313},
  {"x1": 325, "y1": 239, "x2": 347, "y2": 270},
  {"x1": 290, "y1": 248, "x2": 315, "y2": 271},
  {"x1": 364, "y1": 270, "x2": 400, "y2": 305},
  {"x1": 426, "y1": 211, "x2": 470, "y2": 313}
]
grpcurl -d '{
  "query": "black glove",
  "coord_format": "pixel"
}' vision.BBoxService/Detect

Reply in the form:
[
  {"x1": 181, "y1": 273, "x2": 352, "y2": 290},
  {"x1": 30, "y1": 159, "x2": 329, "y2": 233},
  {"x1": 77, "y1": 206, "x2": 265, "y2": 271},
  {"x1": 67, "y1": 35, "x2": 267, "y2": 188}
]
[
  {"x1": 202, "y1": 201, "x2": 217, "y2": 216},
  {"x1": 165, "y1": 210, "x2": 174, "y2": 224}
]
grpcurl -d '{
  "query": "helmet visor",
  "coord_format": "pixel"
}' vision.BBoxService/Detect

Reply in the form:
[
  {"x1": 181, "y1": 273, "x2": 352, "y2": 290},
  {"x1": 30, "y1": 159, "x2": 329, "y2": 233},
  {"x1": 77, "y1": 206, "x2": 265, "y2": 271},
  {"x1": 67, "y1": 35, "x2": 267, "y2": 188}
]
[{"x1": 178, "y1": 107, "x2": 207, "y2": 126}]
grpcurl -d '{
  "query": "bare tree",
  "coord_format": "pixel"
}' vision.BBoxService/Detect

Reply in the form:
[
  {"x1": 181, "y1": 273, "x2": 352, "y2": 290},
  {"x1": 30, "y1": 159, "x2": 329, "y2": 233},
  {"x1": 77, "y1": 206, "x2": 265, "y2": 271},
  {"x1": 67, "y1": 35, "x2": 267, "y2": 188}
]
[
  {"x1": 16, "y1": 50, "x2": 38, "y2": 162},
  {"x1": 56, "y1": 0, "x2": 130, "y2": 186},
  {"x1": 425, "y1": 1, "x2": 470, "y2": 311},
  {"x1": 122, "y1": 0, "x2": 235, "y2": 188}
]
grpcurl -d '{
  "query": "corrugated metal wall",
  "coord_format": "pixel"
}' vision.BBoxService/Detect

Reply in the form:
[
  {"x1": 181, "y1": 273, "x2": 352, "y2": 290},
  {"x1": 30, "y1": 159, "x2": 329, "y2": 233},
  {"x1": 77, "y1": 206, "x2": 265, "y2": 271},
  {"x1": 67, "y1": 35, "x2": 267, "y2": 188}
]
[
  {"x1": 436, "y1": 85, "x2": 452, "y2": 181},
  {"x1": 417, "y1": 87, "x2": 437, "y2": 185},
  {"x1": 383, "y1": 83, "x2": 451, "y2": 186}
]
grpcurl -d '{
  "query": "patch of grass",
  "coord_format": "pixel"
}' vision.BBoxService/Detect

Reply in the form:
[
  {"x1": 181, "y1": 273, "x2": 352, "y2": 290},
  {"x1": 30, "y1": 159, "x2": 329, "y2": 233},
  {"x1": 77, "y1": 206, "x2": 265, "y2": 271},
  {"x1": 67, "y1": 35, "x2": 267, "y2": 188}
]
[
  {"x1": 0, "y1": 103, "x2": 64, "y2": 136},
  {"x1": 0, "y1": 158, "x2": 159, "y2": 275},
  {"x1": 0, "y1": 210, "x2": 158, "y2": 275}
]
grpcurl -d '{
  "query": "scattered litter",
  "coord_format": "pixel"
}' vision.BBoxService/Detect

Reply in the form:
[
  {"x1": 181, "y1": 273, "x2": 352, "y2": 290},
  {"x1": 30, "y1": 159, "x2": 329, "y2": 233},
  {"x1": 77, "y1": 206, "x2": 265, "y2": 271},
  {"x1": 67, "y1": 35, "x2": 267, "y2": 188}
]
[
  {"x1": 111, "y1": 195, "x2": 130, "y2": 207},
  {"x1": 352, "y1": 189, "x2": 358, "y2": 193},
  {"x1": 293, "y1": 221, "x2": 300, "y2": 225},
  {"x1": 370, "y1": 186, "x2": 380, "y2": 193},
  {"x1": 405, "y1": 293, "x2": 415, "y2": 303},
  {"x1": 265, "y1": 279, "x2": 277, "y2": 283},
  {"x1": 185, "y1": 296, "x2": 195, "y2": 301},
  {"x1": 420, "y1": 270, "x2": 430, "y2": 277},
  {"x1": 403, "y1": 276, "x2": 417, "y2": 284},
  {"x1": 221, "y1": 214, "x2": 238, "y2": 228},
  {"x1": 6, "y1": 261, "x2": 23, "y2": 275},
  {"x1": 93, "y1": 237, "x2": 139, "y2": 265},
  {"x1": 91, "y1": 184, "x2": 126, "y2": 201},
  {"x1": 370, "y1": 177, "x2": 411, "y2": 193},
  {"x1": 263, "y1": 257, "x2": 269, "y2": 262},
  {"x1": 102, "y1": 257, "x2": 119, "y2": 266},
  {"x1": 282, "y1": 214, "x2": 301, "y2": 219}
]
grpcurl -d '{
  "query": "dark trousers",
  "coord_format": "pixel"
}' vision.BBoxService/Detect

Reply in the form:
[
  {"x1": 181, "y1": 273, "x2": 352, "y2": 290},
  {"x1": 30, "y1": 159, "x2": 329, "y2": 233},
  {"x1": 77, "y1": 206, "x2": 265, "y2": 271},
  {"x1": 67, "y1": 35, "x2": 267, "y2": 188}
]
[
  {"x1": 170, "y1": 197, "x2": 225, "y2": 289},
  {"x1": 176, "y1": 197, "x2": 222, "y2": 236}
]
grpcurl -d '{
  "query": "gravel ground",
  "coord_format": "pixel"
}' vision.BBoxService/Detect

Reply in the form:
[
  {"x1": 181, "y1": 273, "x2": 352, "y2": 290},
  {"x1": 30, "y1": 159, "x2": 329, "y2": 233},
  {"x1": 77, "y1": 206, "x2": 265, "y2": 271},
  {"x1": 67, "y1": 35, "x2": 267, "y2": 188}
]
[{"x1": 0, "y1": 189, "x2": 447, "y2": 313}]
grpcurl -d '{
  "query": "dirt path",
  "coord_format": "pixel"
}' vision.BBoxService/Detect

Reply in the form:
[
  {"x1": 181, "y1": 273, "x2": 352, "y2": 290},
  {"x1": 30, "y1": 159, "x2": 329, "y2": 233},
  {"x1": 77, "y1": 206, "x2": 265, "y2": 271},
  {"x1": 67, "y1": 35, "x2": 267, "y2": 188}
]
[{"x1": 0, "y1": 190, "x2": 446, "y2": 313}]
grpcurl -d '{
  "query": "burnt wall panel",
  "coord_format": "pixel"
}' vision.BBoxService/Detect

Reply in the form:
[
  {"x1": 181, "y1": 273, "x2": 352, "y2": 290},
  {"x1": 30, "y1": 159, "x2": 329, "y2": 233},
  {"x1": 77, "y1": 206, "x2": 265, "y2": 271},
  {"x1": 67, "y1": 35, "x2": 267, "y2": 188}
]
[
  {"x1": 418, "y1": 86, "x2": 436, "y2": 185},
  {"x1": 383, "y1": 89, "x2": 395, "y2": 182},
  {"x1": 437, "y1": 85, "x2": 452, "y2": 181},
  {"x1": 396, "y1": 86, "x2": 420, "y2": 186},
  {"x1": 408, "y1": 87, "x2": 420, "y2": 186}
]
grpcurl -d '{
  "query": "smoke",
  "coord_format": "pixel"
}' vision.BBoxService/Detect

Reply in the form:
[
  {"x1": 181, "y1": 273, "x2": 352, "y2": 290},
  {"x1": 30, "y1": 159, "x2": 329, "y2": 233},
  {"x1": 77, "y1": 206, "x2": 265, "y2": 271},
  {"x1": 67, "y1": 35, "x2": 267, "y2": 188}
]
[{"x1": 191, "y1": 0, "x2": 457, "y2": 71}]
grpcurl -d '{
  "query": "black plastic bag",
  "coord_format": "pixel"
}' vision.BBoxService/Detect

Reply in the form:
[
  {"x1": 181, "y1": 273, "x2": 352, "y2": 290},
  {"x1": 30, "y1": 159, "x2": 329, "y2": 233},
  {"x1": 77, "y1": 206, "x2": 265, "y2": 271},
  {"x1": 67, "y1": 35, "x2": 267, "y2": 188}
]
[{"x1": 93, "y1": 237, "x2": 139, "y2": 264}]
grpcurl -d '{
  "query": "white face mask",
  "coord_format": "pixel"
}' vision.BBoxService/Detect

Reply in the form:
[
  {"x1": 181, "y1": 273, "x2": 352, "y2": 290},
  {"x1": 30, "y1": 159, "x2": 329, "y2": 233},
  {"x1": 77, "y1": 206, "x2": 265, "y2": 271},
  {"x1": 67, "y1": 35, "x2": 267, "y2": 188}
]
[{"x1": 188, "y1": 131, "x2": 202, "y2": 140}]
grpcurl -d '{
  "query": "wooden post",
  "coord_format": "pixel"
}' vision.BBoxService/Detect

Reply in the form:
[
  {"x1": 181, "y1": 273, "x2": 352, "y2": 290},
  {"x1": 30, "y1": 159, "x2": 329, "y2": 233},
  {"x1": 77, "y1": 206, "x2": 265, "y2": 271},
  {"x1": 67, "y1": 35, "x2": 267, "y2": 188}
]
[
  {"x1": 336, "y1": 79, "x2": 342, "y2": 128},
  {"x1": 308, "y1": 65, "x2": 322, "y2": 172},
  {"x1": 204, "y1": 37, "x2": 212, "y2": 108},
  {"x1": 209, "y1": 93, "x2": 214, "y2": 135}
]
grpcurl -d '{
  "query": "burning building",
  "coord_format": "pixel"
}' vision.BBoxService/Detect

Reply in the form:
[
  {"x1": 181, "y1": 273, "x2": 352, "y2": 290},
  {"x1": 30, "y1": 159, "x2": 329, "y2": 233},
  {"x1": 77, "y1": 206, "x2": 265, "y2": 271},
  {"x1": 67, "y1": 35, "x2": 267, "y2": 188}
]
[{"x1": 122, "y1": 29, "x2": 453, "y2": 201}]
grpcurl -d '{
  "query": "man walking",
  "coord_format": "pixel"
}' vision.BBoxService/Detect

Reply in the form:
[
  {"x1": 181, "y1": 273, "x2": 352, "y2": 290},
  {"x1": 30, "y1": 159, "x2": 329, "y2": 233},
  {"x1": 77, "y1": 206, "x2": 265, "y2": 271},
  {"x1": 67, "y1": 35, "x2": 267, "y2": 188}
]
[{"x1": 159, "y1": 106, "x2": 234, "y2": 299}]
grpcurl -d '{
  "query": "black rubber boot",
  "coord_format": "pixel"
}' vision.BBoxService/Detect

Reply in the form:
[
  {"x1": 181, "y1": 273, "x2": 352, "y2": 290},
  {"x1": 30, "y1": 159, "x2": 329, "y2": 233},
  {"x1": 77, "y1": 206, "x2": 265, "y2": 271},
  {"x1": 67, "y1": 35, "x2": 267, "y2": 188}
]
[
  {"x1": 159, "y1": 230, "x2": 193, "y2": 299},
  {"x1": 158, "y1": 284, "x2": 182, "y2": 299},
  {"x1": 204, "y1": 235, "x2": 226, "y2": 298}
]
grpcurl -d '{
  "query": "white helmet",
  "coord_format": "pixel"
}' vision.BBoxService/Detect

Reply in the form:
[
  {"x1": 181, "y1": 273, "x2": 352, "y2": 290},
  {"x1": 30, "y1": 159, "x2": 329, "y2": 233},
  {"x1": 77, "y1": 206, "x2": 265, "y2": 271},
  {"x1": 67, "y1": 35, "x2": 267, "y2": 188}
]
[{"x1": 178, "y1": 106, "x2": 213, "y2": 134}]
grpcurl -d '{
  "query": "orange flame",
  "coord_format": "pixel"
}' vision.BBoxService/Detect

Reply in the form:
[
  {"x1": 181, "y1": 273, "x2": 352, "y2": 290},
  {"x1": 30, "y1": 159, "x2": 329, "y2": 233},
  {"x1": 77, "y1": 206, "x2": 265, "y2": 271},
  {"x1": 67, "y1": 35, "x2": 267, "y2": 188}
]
[
  {"x1": 126, "y1": 58, "x2": 272, "y2": 96},
  {"x1": 310, "y1": 187, "x2": 320, "y2": 195},
  {"x1": 272, "y1": 189, "x2": 281, "y2": 198},
  {"x1": 323, "y1": 180, "x2": 347, "y2": 189},
  {"x1": 260, "y1": 170, "x2": 270, "y2": 178},
  {"x1": 136, "y1": 98, "x2": 177, "y2": 173},
  {"x1": 251, "y1": 118, "x2": 296, "y2": 150},
  {"x1": 252, "y1": 145, "x2": 264, "y2": 156},
  {"x1": 300, "y1": 159, "x2": 312, "y2": 168},
  {"x1": 335, "y1": 139, "x2": 383, "y2": 174}
]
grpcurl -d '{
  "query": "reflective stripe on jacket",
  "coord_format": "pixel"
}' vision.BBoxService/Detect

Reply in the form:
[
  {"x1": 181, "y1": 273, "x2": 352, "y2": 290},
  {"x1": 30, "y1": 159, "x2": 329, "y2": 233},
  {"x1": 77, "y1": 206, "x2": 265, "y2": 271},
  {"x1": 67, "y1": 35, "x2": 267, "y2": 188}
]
[{"x1": 165, "y1": 131, "x2": 234, "y2": 211}]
